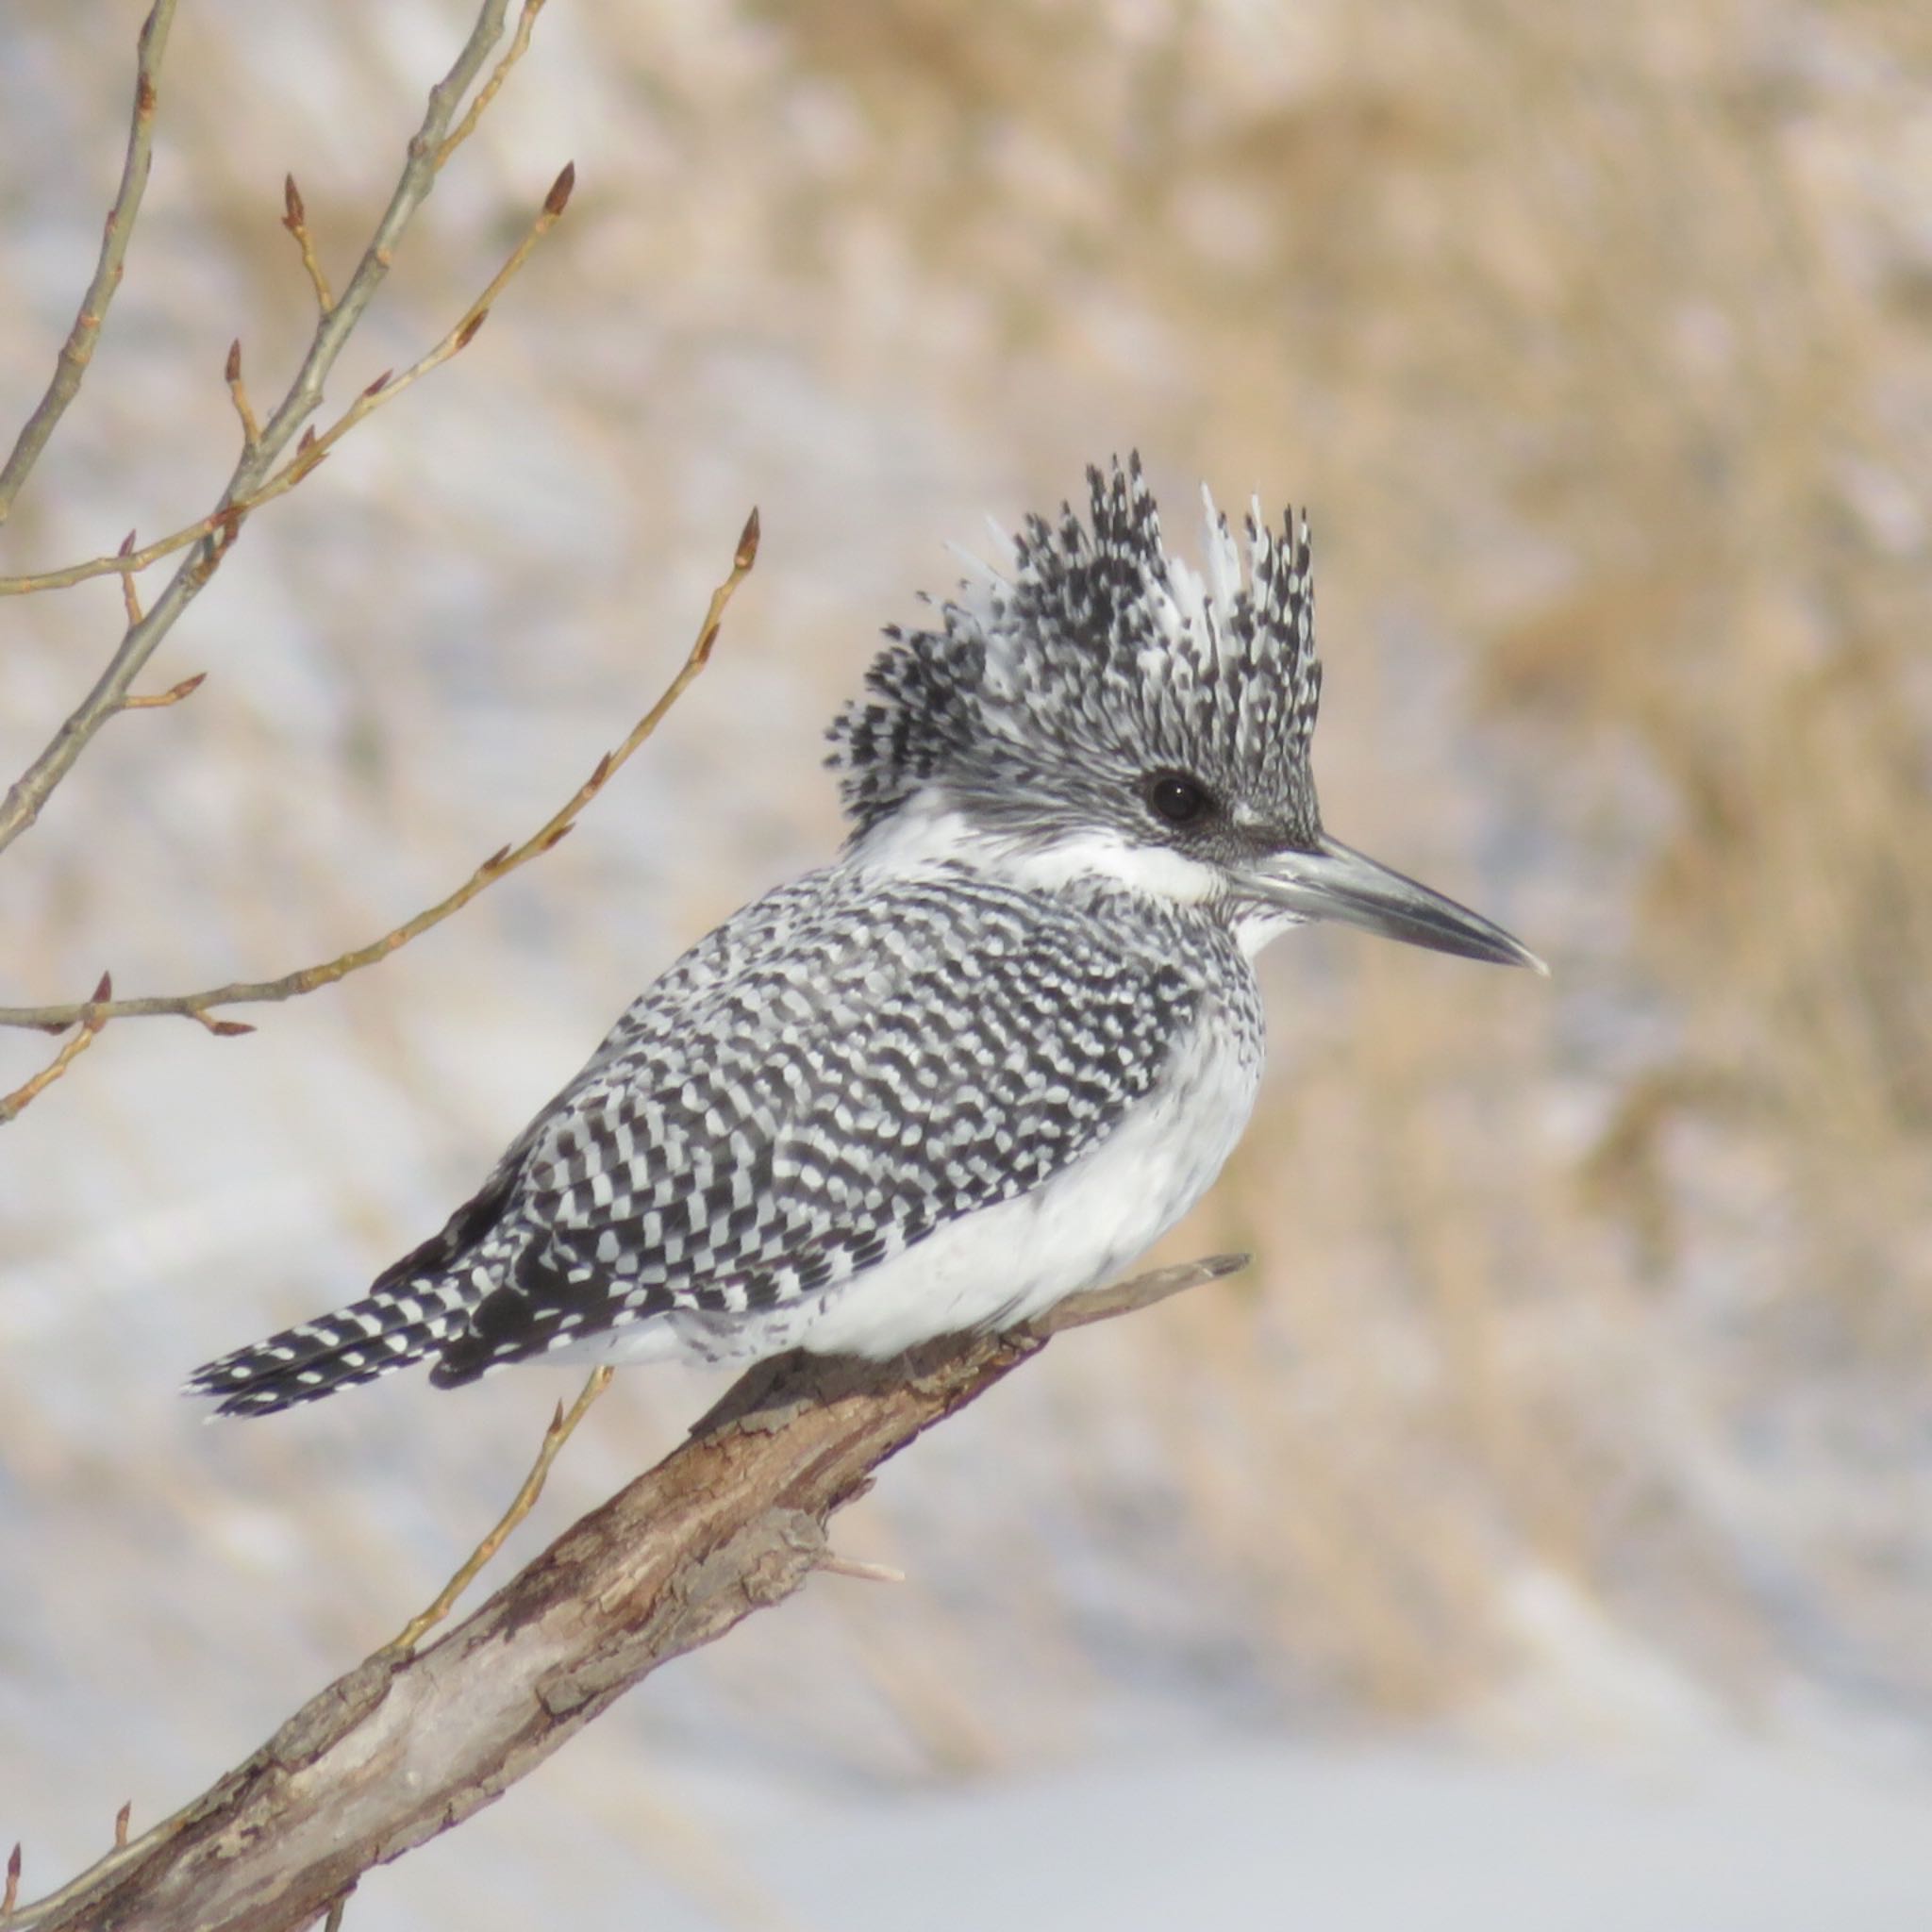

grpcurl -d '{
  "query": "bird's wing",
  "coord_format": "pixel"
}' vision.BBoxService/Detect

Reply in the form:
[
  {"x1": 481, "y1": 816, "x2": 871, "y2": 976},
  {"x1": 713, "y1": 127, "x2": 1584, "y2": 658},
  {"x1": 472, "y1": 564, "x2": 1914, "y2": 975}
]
[{"x1": 428, "y1": 867, "x2": 1199, "y2": 1381}]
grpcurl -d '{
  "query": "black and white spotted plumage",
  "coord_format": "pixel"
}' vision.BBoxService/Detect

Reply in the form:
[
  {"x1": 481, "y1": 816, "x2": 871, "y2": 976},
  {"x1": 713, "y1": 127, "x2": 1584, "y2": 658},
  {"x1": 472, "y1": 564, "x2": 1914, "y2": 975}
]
[
  {"x1": 192, "y1": 872, "x2": 1237, "y2": 1415},
  {"x1": 191, "y1": 457, "x2": 1538, "y2": 1417}
]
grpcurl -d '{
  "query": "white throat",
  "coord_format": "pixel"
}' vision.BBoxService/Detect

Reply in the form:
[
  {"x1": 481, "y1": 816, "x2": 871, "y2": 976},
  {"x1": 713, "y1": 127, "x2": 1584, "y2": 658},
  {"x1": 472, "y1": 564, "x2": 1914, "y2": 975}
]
[{"x1": 844, "y1": 792, "x2": 1303, "y2": 960}]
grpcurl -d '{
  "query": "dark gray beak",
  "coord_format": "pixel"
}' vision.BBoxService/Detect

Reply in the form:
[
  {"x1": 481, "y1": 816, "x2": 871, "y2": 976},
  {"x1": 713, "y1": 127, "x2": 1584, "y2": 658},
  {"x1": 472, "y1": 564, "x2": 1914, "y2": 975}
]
[{"x1": 1235, "y1": 834, "x2": 1547, "y2": 973}]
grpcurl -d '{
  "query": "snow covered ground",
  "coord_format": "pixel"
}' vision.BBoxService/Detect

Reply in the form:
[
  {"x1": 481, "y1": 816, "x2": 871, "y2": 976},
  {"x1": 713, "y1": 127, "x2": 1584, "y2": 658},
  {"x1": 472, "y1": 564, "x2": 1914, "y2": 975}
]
[{"x1": 338, "y1": 1734, "x2": 1932, "y2": 1932}]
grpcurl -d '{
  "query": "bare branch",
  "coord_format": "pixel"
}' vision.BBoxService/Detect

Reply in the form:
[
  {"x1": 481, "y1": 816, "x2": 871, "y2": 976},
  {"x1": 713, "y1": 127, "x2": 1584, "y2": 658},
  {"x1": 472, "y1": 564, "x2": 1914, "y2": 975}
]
[
  {"x1": 0, "y1": 163, "x2": 575, "y2": 604},
  {"x1": 0, "y1": 974, "x2": 111, "y2": 1125},
  {"x1": 815, "y1": 1552, "x2": 908, "y2": 1584},
  {"x1": 387, "y1": 1366, "x2": 613, "y2": 1655},
  {"x1": 0, "y1": 1, "x2": 176, "y2": 524},
  {"x1": 9, "y1": 1255, "x2": 1246, "y2": 1932},
  {"x1": 223, "y1": 341, "x2": 261, "y2": 456},
  {"x1": 0, "y1": 512, "x2": 757, "y2": 1043},
  {"x1": 116, "y1": 671, "x2": 206, "y2": 712},
  {"x1": 436, "y1": 0, "x2": 550, "y2": 167},
  {"x1": 117, "y1": 531, "x2": 142, "y2": 625},
  {"x1": 280, "y1": 175, "x2": 334, "y2": 315},
  {"x1": 0, "y1": 0, "x2": 526, "y2": 858}
]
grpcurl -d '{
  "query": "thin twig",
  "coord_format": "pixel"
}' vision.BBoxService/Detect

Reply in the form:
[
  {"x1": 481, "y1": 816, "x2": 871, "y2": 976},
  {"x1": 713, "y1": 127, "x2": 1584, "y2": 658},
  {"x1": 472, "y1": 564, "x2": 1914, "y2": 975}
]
[
  {"x1": 117, "y1": 532, "x2": 142, "y2": 625},
  {"x1": 389, "y1": 1367, "x2": 613, "y2": 1655},
  {"x1": 111, "y1": 1808, "x2": 129, "y2": 1854},
  {"x1": 0, "y1": 974, "x2": 110, "y2": 1125},
  {"x1": 117, "y1": 672, "x2": 206, "y2": 712},
  {"x1": 0, "y1": 161, "x2": 575, "y2": 602},
  {"x1": 280, "y1": 175, "x2": 334, "y2": 315},
  {"x1": 3, "y1": 1841, "x2": 19, "y2": 1921},
  {"x1": 815, "y1": 1552, "x2": 908, "y2": 1584},
  {"x1": 437, "y1": 0, "x2": 549, "y2": 166},
  {"x1": 0, "y1": 1, "x2": 176, "y2": 524},
  {"x1": 0, "y1": 0, "x2": 521, "y2": 858},
  {"x1": 0, "y1": 508, "x2": 757, "y2": 1041},
  {"x1": 223, "y1": 341, "x2": 260, "y2": 454},
  {"x1": 320, "y1": 1893, "x2": 350, "y2": 1932}
]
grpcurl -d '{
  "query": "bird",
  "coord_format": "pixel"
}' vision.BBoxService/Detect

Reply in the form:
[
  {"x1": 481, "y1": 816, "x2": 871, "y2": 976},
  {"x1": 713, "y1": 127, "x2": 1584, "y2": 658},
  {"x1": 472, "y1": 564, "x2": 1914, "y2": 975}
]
[{"x1": 188, "y1": 457, "x2": 1542, "y2": 1418}]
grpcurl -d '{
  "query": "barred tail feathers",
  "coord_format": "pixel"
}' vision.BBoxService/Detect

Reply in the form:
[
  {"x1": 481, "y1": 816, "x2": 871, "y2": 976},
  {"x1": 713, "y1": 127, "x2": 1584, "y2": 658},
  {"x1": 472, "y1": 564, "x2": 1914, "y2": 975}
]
[
  {"x1": 188, "y1": 1161, "x2": 520, "y2": 1417},
  {"x1": 185, "y1": 1284, "x2": 467, "y2": 1418}
]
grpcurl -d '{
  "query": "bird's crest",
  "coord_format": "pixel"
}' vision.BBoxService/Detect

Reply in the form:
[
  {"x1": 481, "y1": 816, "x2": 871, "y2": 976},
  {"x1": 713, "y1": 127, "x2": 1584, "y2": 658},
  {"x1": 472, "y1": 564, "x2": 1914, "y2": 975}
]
[{"x1": 828, "y1": 455, "x2": 1323, "y2": 838}]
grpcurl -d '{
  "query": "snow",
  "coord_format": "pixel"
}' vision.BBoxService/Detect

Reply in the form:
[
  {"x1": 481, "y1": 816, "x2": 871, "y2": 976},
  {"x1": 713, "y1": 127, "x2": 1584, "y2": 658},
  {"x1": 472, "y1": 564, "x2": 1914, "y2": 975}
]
[{"x1": 358, "y1": 1735, "x2": 1932, "y2": 1931}]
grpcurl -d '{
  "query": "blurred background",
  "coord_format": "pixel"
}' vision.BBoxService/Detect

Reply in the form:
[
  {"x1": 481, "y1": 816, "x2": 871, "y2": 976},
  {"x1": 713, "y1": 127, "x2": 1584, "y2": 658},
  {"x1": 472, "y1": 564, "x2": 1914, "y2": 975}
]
[{"x1": 4, "y1": 1, "x2": 1930, "y2": 1925}]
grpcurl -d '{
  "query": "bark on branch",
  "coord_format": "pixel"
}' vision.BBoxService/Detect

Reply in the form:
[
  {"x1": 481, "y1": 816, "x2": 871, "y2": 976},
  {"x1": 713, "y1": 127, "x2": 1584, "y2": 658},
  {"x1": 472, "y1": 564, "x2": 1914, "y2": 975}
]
[{"x1": 10, "y1": 1256, "x2": 1245, "y2": 1932}]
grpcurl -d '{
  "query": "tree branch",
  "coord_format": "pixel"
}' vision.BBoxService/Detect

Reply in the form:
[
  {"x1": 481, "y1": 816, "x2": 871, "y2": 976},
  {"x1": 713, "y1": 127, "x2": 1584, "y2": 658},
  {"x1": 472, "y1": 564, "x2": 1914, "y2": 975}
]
[
  {"x1": 279, "y1": 175, "x2": 335, "y2": 317},
  {"x1": 9, "y1": 1255, "x2": 1248, "y2": 1932},
  {"x1": 387, "y1": 1364, "x2": 613, "y2": 1656},
  {"x1": 0, "y1": 509, "x2": 757, "y2": 1093},
  {"x1": 0, "y1": 162, "x2": 576, "y2": 604},
  {"x1": 0, "y1": 0, "x2": 526, "y2": 858},
  {"x1": 0, "y1": 974, "x2": 110, "y2": 1124},
  {"x1": 435, "y1": 0, "x2": 550, "y2": 168},
  {"x1": 0, "y1": 1, "x2": 176, "y2": 524}
]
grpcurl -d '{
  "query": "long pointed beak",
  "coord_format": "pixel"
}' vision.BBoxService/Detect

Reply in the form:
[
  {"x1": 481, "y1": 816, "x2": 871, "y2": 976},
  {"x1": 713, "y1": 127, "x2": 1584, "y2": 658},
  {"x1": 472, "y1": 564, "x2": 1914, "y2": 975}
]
[{"x1": 1234, "y1": 835, "x2": 1547, "y2": 974}]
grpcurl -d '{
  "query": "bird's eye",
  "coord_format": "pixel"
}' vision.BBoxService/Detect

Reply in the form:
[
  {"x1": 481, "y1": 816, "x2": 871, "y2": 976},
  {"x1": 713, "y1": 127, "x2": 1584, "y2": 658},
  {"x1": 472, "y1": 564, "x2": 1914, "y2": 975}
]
[{"x1": 1144, "y1": 772, "x2": 1215, "y2": 828}]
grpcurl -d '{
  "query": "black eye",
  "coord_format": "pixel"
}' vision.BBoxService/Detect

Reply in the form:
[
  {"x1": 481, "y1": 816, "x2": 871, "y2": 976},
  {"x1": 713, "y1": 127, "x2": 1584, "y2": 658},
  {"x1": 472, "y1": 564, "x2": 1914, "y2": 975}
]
[{"x1": 1145, "y1": 772, "x2": 1215, "y2": 828}]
